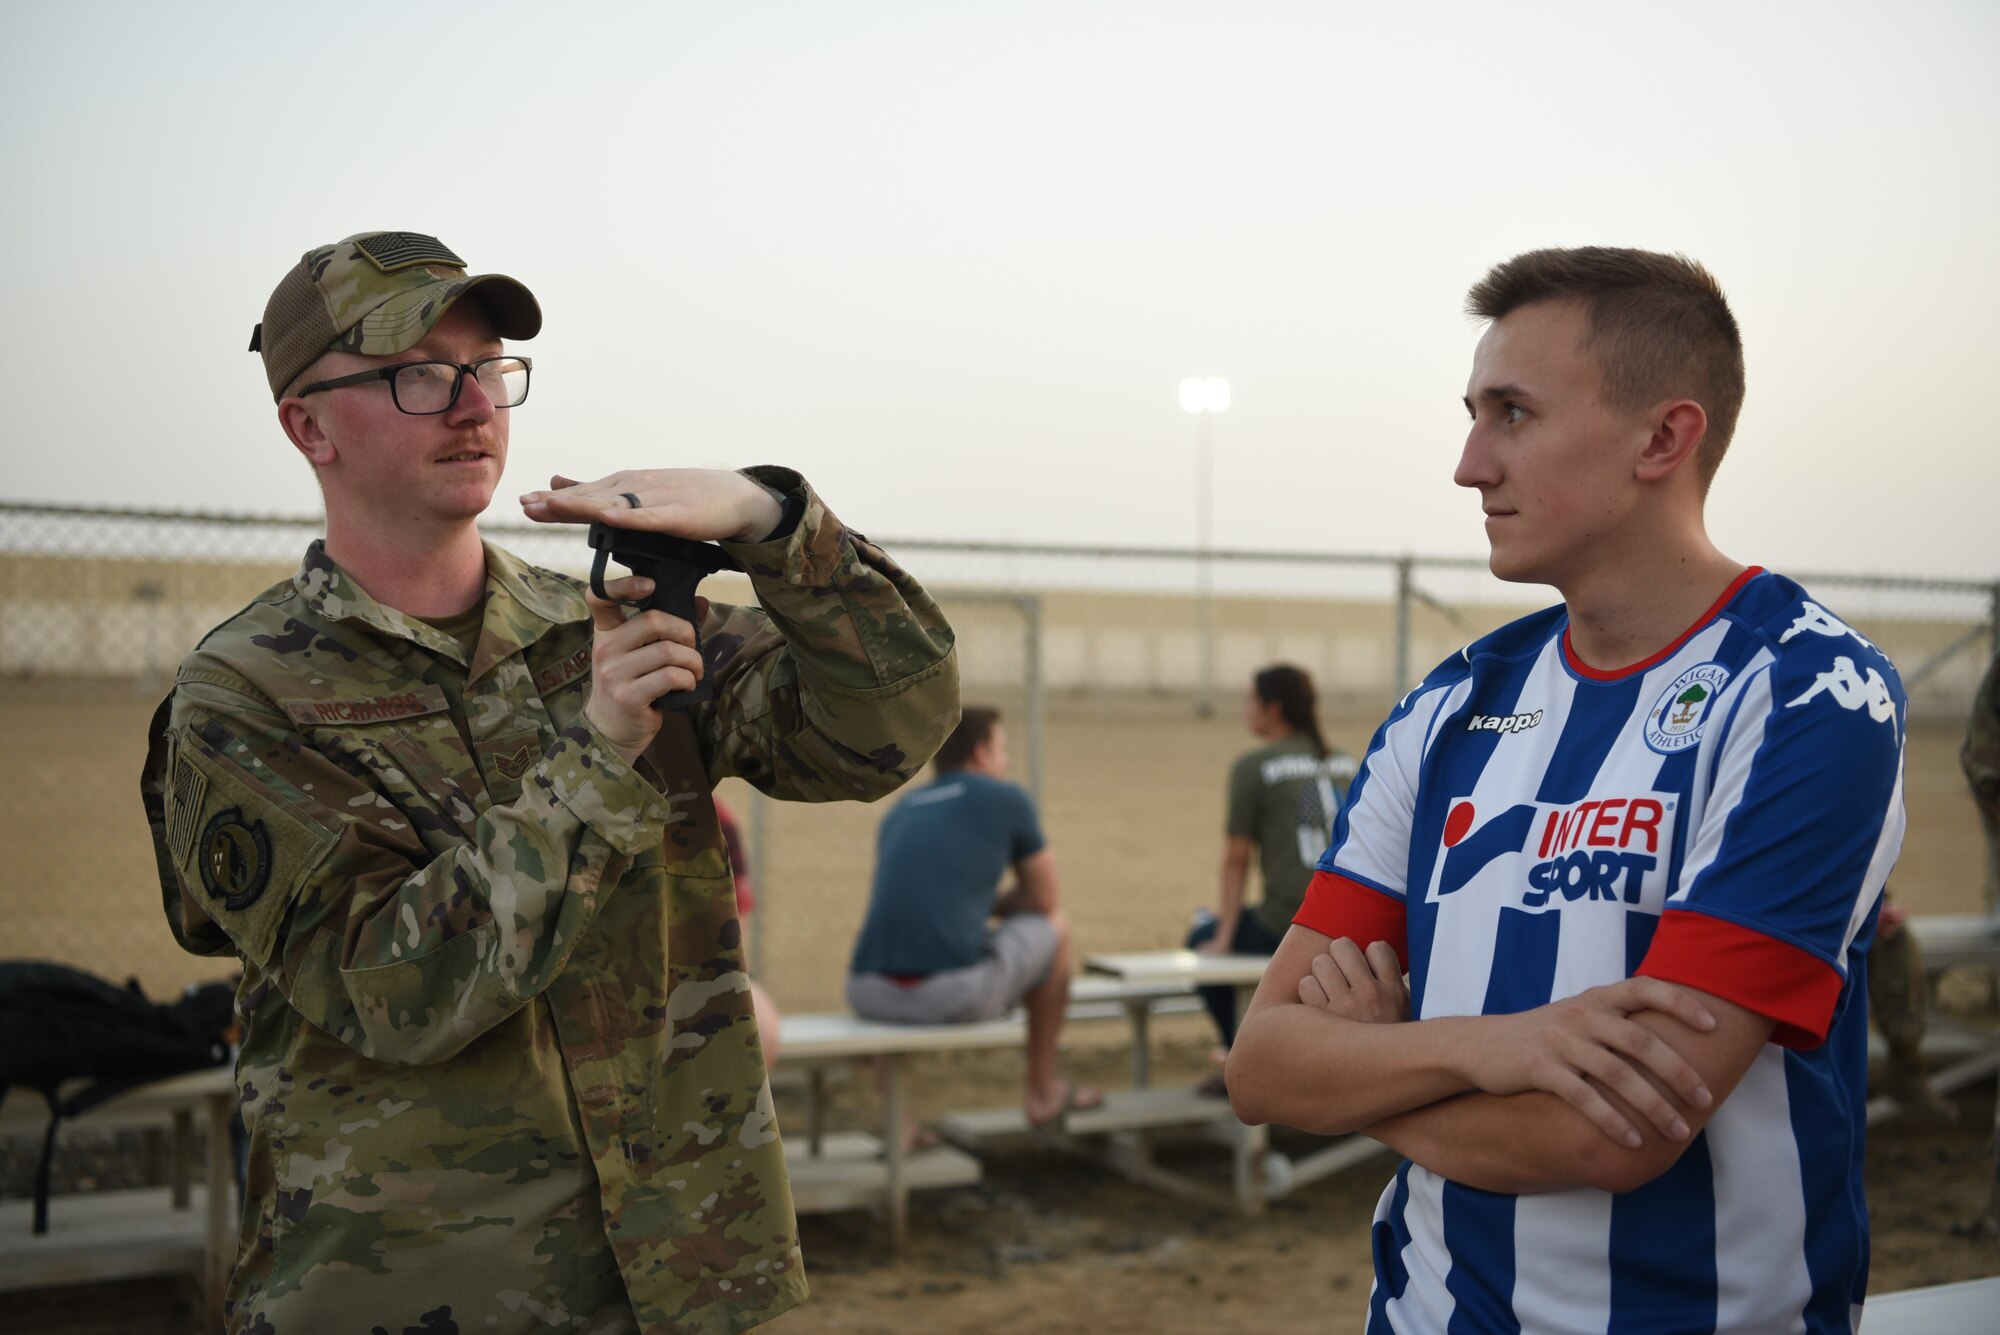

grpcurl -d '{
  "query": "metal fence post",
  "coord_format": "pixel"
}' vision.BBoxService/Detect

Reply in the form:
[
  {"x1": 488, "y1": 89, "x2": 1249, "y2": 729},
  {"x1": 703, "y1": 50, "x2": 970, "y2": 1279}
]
[
  {"x1": 1020, "y1": 594, "x2": 1044, "y2": 805},
  {"x1": 1990, "y1": 582, "x2": 2000, "y2": 661},
  {"x1": 1394, "y1": 556, "x2": 1415, "y2": 696},
  {"x1": 1196, "y1": 417, "x2": 1215, "y2": 718}
]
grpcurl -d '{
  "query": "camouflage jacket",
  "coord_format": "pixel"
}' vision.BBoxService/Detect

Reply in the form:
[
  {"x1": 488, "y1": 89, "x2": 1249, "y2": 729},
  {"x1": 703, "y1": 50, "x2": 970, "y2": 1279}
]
[
  {"x1": 1966, "y1": 649, "x2": 2000, "y2": 909},
  {"x1": 140, "y1": 470, "x2": 958, "y2": 1334}
]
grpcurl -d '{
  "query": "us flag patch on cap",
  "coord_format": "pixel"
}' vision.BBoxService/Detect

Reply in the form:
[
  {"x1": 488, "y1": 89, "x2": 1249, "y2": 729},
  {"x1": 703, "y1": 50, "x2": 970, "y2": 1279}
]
[{"x1": 355, "y1": 232, "x2": 465, "y2": 273}]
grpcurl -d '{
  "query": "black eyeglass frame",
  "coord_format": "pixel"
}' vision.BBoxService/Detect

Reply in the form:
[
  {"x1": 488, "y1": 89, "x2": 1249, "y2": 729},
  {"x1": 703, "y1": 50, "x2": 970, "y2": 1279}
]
[{"x1": 295, "y1": 355, "x2": 533, "y2": 415}]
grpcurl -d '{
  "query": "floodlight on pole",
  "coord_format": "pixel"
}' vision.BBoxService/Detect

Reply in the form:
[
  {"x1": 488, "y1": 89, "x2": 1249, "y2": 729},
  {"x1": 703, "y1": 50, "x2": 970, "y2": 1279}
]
[
  {"x1": 1179, "y1": 376, "x2": 1231, "y2": 413},
  {"x1": 1180, "y1": 377, "x2": 1229, "y2": 717}
]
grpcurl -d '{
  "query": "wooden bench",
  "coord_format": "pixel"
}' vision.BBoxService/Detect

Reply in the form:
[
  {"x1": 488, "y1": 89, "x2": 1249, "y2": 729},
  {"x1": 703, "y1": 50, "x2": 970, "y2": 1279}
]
[
  {"x1": 1906, "y1": 911, "x2": 2000, "y2": 973},
  {"x1": 0, "y1": 1066, "x2": 235, "y2": 1330},
  {"x1": 1071, "y1": 950, "x2": 1394, "y2": 1213},
  {"x1": 1866, "y1": 912, "x2": 2000, "y2": 1125},
  {"x1": 1860, "y1": 1274, "x2": 2000, "y2": 1331},
  {"x1": 772, "y1": 975, "x2": 1201, "y2": 1248}
]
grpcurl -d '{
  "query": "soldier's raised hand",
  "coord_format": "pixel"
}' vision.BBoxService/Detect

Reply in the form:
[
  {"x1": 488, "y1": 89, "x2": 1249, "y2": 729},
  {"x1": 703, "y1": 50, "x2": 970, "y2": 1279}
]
[{"x1": 520, "y1": 468, "x2": 782, "y2": 543}]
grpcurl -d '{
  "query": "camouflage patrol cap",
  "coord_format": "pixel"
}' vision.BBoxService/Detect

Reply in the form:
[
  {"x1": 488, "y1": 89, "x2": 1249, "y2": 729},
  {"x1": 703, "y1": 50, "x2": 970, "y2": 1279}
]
[{"x1": 251, "y1": 231, "x2": 542, "y2": 401}]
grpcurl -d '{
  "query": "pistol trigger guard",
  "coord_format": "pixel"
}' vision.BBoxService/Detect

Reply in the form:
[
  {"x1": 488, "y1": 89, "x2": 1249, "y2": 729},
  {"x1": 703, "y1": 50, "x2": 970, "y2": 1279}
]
[{"x1": 589, "y1": 543, "x2": 613, "y2": 602}]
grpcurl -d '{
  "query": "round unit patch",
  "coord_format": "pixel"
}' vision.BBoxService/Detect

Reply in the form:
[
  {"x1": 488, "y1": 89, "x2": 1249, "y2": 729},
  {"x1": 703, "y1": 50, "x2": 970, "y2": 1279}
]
[
  {"x1": 197, "y1": 806, "x2": 273, "y2": 911},
  {"x1": 1644, "y1": 662, "x2": 1732, "y2": 755}
]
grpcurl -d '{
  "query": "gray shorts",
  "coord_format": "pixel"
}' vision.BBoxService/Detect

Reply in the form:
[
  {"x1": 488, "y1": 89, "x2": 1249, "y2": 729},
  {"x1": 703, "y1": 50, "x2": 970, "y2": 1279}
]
[{"x1": 847, "y1": 913, "x2": 1060, "y2": 1024}]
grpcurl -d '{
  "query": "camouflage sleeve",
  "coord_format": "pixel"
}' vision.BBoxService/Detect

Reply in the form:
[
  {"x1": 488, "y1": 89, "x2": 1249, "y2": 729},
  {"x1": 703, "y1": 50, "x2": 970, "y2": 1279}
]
[
  {"x1": 1964, "y1": 650, "x2": 2000, "y2": 804},
  {"x1": 159, "y1": 668, "x2": 672, "y2": 1065},
  {"x1": 1967, "y1": 651, "x2": 2000, "y2": 913},
  {"x1": 692, "y1": 467, "x2": 960, "y2": 800}
]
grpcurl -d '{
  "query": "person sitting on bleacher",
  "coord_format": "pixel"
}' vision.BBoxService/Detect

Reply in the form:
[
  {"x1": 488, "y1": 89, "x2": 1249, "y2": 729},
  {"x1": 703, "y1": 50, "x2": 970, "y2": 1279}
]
[{"x1": 847, "y1": 706, "x2": 1103, "y2": 1129}]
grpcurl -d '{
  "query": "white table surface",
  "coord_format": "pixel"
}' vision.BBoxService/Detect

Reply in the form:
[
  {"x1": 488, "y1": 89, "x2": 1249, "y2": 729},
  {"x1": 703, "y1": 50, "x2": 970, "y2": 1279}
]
[
  {"x1": 1085, "y1": 949, "x2": 1273, "y2": 988},
  {"x1": 1861, "y1": 1275, "x2": 2000, "y2": 1331}
]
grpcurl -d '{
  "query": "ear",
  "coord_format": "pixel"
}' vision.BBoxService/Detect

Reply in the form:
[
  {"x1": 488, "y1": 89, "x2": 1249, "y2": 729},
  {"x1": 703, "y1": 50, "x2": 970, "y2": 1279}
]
[
  {"x1": 1634, "y1": 400, "x2": 1708, "y2": 484},
  {"x1": 278, "y1": 397, "x2": 337, "y2": 468}
]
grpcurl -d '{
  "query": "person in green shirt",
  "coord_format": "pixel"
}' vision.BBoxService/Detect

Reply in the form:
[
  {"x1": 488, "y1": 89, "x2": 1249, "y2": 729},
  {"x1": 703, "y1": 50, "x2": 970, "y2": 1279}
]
[{"x1": 1187, "y1": 665, "x2": 1357, "y2": 1091}]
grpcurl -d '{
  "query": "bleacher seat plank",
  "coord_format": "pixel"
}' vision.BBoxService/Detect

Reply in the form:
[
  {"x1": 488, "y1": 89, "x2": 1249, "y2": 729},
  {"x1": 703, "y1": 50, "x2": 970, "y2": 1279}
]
[
  {"x1": 784, "y1": 1132, "x2": 981, "y2": 1214},
  {"x1": 1907, "y1": 913, "x2": 2000, "y2": 973},
  {"x1": 777, "y1": 1012, "x2": 1028, "y2": 1060},
  {"x1": 0, "y1": 1067, "x2": 236, "y2": 1325},
  {"x1": 0, "y1": 1185, "x2": 210, "y2": 1291},
  {"x1": 1860, "y1": 1274, "x2": 2000, "y2": 1331},
  {"x1": 939, "y1": 1086, "x2": 1238, "y2": 1147}
]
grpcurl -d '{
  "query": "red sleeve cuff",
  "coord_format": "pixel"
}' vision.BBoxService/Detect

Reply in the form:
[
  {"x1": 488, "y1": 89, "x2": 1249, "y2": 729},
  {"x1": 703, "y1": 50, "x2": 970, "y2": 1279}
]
[
  {"x1": 1636, "y1": 908, "x2": 1845, "y2": 1050},
  {"x1": 1293, "y1": 870, "x2": 1409, "y2": 973}
]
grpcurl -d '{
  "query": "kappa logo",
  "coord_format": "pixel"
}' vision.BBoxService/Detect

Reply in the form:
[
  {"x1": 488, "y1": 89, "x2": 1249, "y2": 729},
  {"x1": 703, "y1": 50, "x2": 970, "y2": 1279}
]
[
  {"x1": 1780, "y1": 601, "x2": 1875, "y2": 651},
  {"x1": 1787, "y1": 655, "x2": 1896, "y2": 724},
  {"x1": 1467, "y1": 710, "x2": 1543, "y2": 735},
  {"x1": 1644, "y1": 662, "x2": 1731, "y2": 755}
]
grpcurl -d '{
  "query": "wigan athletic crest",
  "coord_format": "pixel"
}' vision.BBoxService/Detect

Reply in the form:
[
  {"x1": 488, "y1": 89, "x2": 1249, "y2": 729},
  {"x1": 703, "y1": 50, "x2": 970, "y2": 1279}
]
[{"x1": 1644, "y1": 662, "x2": 1732, "y2": 755}]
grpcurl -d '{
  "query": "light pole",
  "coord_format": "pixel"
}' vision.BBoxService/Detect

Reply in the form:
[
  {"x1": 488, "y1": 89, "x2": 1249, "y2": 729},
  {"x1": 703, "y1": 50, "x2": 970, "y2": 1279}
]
[{"x1": 1179, "y1": 376, "x2": 1230, "y2": 717}]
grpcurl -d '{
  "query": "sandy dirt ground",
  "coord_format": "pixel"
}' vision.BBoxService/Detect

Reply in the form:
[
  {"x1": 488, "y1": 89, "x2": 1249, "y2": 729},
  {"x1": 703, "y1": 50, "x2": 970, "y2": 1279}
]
[
  {"x1": 4, "y1": 686, "x2": 1996, "y2": 1331},
  {"x1": 9, "y1": 1029, "x2": 1996, "y2": 1333},
  {"x1": 761, "y1": 1039, "x2": 2000, "y2": 1334}
]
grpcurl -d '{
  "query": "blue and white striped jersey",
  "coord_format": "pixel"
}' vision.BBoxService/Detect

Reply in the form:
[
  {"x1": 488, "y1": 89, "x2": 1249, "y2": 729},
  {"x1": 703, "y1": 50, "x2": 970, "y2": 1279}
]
[{"x1": 1298, "y1": 568, "x2": 1906, "y2": 1335}]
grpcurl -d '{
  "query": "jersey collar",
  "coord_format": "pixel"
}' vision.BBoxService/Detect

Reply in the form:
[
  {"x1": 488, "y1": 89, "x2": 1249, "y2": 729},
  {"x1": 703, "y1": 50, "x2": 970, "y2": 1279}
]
[{"x1": 1561, "y1": 566, "x2": 1764, "y2": 682}]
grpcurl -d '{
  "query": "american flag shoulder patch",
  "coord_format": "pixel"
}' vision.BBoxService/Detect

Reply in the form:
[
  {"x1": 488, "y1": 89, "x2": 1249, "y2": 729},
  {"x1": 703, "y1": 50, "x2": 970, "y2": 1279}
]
[{"x1": 168, "y1": 749, "x2": 208, "y2": 868}]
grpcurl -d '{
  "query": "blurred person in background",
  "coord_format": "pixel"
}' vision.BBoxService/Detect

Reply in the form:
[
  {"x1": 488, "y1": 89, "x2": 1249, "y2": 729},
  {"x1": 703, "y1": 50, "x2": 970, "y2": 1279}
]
[
  {"x1": 1866, "y1": 893, "x2": 1955, "y2": 1122},
  {"x1": 1965, "y1": 651, "x2": 2000, "y2": 918},
  {"x1": 847, "y1": 706, "x2": 1103, "y2": 1131},
  {"x1": 716, "y1": 797, "x2": 781, "y2": 1066},
  {"x1": 140, "y1": 229, "x2": 958, "y2": 1334},
  {"x1": 1186, "y1": 664, "x2": 1356, "y2": 1095}
]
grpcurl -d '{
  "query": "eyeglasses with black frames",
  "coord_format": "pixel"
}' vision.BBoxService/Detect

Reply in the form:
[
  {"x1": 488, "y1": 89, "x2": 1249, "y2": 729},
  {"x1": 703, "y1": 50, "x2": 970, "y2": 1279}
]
[{"x1": 296, "y1": 356, "x2": 532, "y2": 415}]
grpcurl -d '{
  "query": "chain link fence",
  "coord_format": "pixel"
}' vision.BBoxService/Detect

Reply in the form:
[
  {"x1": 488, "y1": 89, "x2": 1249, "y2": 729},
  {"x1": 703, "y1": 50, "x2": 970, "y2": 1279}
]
[{"x1": 4, "y1": 501, "x2": 1994, "y2": 1012}]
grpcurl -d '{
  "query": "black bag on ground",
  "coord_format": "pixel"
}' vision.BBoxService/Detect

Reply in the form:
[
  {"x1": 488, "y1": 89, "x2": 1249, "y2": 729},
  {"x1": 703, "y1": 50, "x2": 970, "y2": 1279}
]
[{"x1": 0, "y1": 960, "x2": 234, "y2": 1234}]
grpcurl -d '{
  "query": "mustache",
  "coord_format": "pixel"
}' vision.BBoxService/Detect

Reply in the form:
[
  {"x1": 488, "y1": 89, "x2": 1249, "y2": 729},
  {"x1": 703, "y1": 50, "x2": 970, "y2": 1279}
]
[{"x1": 435, "y1": 431, "x2": 502, "y2": 457}]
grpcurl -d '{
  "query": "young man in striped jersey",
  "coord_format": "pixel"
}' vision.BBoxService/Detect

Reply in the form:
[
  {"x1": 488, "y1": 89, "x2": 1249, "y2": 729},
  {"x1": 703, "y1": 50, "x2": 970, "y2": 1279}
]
[{"x1": 1229, "y1": 248, "x2": 1904, "y2": 1333}]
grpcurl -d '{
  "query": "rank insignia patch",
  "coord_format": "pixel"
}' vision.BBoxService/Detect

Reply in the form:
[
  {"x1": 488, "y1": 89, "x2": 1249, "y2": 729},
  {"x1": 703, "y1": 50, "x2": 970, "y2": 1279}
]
[
  {"x1": 198, "y1": 807, "x2": 273, "y2": 911},
  {"x1": 490, "y1": 740, "x2": 538, "y2": 781}
]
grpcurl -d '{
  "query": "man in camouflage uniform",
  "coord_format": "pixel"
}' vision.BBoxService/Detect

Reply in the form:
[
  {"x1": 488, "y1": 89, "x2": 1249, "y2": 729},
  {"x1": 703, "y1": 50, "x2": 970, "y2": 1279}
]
[
  {"x1": 1966, "y1": 649, "x2": 2000, "y2": 916},
  {"x1": 139, "y1": 231, "x2": 959, "y2": 1334},
  {"x1": 1862, "y1": 649, "x2": 2000, "y2": 1123}
]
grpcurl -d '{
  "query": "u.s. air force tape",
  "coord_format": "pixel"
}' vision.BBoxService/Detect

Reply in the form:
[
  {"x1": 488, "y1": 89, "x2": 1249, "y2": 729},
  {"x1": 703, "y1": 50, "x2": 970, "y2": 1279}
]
[{"x1": 197, "y1": 806, "x2": 273, "y2": 911}]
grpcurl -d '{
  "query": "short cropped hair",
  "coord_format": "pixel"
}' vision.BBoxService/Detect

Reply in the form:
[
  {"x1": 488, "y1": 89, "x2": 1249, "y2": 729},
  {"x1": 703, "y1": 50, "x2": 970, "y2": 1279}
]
[
  {"x1": 1466, "y1": 247, "x2": 1746, "y2": 486},
  {"x1": 933, "y1": 706, "x2": 1000, "y2": 772}
]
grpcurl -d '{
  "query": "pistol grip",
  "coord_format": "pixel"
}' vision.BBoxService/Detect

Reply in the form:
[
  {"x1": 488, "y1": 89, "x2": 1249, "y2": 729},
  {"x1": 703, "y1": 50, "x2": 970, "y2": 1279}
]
[
  {"x1": 586, "y1": 524, "x2": 730, "y2": 712},
  {"x1": 640, "y1": 565, "x2": 713, "y2": 711}
]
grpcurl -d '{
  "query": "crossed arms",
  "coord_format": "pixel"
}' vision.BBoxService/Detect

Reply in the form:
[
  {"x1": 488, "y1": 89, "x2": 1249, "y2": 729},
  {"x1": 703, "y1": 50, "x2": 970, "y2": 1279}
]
[{"x1": 1225, "y1": 926, "x2": 1777, "y2": 1195}]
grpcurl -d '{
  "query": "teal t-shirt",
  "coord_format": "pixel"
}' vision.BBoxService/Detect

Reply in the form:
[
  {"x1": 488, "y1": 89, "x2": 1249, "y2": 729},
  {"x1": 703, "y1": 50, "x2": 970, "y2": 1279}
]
[{"x1": 850, "y1": 770, "x2": 1046, "y2": 975}]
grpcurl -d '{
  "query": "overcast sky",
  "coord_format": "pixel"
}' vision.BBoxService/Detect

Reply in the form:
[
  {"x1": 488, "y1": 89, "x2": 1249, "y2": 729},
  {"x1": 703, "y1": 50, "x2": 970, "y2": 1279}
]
[{"x1": 3, "y1": 1, "x2": 1994, "y2": 580}]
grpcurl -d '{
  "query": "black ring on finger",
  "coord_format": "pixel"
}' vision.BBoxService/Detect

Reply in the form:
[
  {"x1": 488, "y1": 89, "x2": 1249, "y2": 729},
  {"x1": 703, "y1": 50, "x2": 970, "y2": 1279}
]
[{"x1": 621, "y1": 492, "x2": 642, "y2": 509}]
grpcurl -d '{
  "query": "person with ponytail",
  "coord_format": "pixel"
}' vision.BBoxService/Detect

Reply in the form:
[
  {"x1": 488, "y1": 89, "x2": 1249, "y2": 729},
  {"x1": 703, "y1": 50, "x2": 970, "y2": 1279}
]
[{"x1": 1186, "y1": 664, "x2": 1356, "y2": 1091}]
